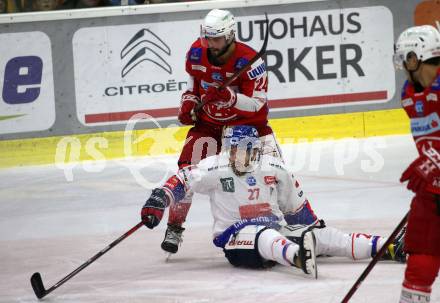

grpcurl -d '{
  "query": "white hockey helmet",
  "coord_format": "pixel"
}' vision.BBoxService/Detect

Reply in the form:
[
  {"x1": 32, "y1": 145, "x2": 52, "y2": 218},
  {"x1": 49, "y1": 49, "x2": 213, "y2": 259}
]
[
  {"x1": 200, "y1": 9, "x2": 236, "y2": 43},
  {"x1": 394, "y1": 25, "x2": 440, "y2": 70}
]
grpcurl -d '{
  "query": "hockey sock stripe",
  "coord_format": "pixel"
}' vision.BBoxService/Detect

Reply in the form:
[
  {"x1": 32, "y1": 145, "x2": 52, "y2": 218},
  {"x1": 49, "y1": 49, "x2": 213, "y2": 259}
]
[
  {"x1": 403, "y1": 281, "x2": 432, "y2": 293},
  {"x1": 271, "y1": 237, "x2": 284, "y2": 257},
  {"x1": 351, "y1": 233, "x2": 356, "y2": 260},
  {"x1": 370, "y1": 236, "x2": 380, "y2": 258},
  {"x1": 282, "y1": 242, "x2": 293, "y2": 265}
]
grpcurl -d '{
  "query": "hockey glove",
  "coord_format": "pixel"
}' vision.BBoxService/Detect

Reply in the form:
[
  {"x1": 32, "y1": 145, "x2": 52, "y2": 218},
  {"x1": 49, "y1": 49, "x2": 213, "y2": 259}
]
[
  {"x1": 201, "y1": 86, "x2": 236, "y2": 108},
  {"x1": 141, "y1": 188, "x2": 168, "y2": 229},
  {"x1": 178, "y1": 93, "x2": 199, "y2": 125},
  {"x1": 400, "y1": 147, "x2": 440, "y2": 194}
]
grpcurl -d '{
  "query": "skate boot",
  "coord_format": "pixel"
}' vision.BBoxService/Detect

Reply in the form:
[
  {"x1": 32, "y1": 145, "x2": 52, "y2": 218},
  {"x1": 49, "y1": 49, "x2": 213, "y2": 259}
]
[
  {"x1": 161, "y1": 224, "x2": 185, "y2": 254},
  {"x1": 294, "y1": 229, "x2": 318, "y2": 278},
  {"x1": 287, "y1": 227, "x2": 318, "y2": 279}
]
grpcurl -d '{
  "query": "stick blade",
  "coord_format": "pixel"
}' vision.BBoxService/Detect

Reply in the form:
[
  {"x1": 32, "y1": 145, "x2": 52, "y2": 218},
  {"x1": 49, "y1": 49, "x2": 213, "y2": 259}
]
[{"x1": 30, "y1": 272, "x2": 46, "y2": 299}]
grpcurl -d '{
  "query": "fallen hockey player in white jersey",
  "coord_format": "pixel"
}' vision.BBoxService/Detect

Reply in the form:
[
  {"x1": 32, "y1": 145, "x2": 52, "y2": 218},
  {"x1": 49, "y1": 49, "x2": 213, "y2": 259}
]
[{"x1": 140, "y1": 125, "x2": 405, "y2": 278}]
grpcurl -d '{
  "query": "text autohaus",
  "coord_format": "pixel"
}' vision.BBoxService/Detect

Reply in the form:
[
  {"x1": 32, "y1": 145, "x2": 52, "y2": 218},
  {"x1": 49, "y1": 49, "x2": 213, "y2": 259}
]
[{"x1": 103, "y1": 12, "x2": 362, "y2": 97}]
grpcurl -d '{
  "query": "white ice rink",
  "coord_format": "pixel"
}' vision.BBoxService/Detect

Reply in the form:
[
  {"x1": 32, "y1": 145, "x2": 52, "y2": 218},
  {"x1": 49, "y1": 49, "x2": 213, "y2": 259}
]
[{"x1": 1, "y1": 134, "x2": 439, "y2": 302}]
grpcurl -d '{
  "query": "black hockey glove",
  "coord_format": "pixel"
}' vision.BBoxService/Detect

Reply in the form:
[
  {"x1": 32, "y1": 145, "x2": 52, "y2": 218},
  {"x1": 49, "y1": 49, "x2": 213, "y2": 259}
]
[{"x1": 141, "y1": 188, "x2": 168, "y2": 229}]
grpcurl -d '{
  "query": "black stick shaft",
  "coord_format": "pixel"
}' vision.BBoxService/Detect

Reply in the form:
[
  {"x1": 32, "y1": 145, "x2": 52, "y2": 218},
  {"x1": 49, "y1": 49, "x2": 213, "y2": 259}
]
[
  {"x1": 219, "y1": 12, "x2": 269, "y2": 90},
  {"x1": 341, "y1": 212, "x2": 408, "y2": 303},
  {"x1": 43, "y1": 221, "x2": 144, "y2": 297}
]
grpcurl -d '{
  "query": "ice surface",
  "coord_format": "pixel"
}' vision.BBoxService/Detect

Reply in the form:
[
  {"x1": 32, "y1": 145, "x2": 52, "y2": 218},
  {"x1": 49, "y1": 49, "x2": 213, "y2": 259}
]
[{"x1": 0, "y1": 134, "x2": 439, "y2": 302}]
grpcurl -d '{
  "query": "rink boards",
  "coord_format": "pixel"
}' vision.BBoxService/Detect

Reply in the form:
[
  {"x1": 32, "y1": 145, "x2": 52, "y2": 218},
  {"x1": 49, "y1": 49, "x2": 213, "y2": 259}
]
[
  {"x1": 0, "y1": 108, "x2": 409, "y2": 168},
  {"x1": 0, "y1": 0, "x2": 433, "y2": 168}
]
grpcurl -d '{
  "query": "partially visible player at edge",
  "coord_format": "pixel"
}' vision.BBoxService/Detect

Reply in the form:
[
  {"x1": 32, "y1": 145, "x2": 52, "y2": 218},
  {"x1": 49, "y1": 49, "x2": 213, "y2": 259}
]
[
  {"x1": 394, "y1": 25, "x2": 440, "y2": 303},
  {"x1": 161, "y1": 8, "x2": 281, "y2": 254}
]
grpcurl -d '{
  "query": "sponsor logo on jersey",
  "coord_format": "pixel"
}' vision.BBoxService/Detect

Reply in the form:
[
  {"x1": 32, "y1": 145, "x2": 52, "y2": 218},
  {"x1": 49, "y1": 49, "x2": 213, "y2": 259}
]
[
  {"x1": 401, "y1": 98, "x2": 413, "y2": 107},
  {"x1": 246, "y1": 176, "x2": 256, "y2": 186},
  {"x1": 234, "y1": 57, "x2": 248, "y2": 70},
  {"x1": 200, "y1": 80, "x2": 215, "y2": 91},
  {"x1": 411, "y1": 112, "x2": 440, "y2": 136},
  {"x1": 227, "y1": 239, "x2": 254, "y2": 246},
  {"x1": 191, "y1": 64, "x2": 206, "y2": 72},
  {"x1": 189, "y1": 47, "x2": 202, "y2": 63},
  {"x1": 207, "y1": 164, "x2": 229, "y2": 172},
  {"x1": 427, "y1": 93, "x2": 438, "y2": 102},
  {"x1": 264, "y1": 176, "x2": 276, "y2": 185},
  {"x1": 120, "y1": 28, "x2": 172, "y2": 78},
  {"x1": 423, "y1": 147, "x2": 440, "y2": 169},
  {"x1": 212, "y1": 72, "x2": 223, "y2": 82},
  {"x1": 431, "y1": 177, "x2": 440, "y2": 190},
  {"x1": 415, "y1": 100, "x2": 424, "y2": 116},
  {"x1": 220, "y1": 177, "x2": 235, "y2": 192},
  {"x1": 269, "y1": 162, "x2": 283, "y2": 170},
  {"x1": 247, "y1": 62, "x2": 266, "y2": 79},
  {"x1": 165, "y1": 175, "x2": 180, "y2": 188}
]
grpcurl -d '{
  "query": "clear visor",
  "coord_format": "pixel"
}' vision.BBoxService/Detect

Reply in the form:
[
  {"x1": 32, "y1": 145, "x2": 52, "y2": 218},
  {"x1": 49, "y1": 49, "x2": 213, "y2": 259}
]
[
  {"x1": 229, "y1": 145, "x2": 260, "y2": 173},
  {"x1": 200, "y1": 25, "x2": 229, "y2": 48},
  {"x1": 200, "y1": 25, "x2": 209, "y2": 48},
  {"x1": 393, "y1": 51, "x2": 406, "y2": 70},
  {"x1": 223, "y1": 137, "x2": 261, "y2": 150}
]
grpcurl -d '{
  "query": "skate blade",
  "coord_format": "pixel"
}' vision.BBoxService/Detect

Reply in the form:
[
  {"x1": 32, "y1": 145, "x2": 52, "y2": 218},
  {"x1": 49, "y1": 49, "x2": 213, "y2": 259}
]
[{"x1": 164, "y1": 252, "x2": 173, "y2": 262}]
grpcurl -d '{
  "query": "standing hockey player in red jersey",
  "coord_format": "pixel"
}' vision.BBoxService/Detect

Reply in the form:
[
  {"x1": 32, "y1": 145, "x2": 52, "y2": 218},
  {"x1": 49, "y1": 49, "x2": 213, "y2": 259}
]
[
  {"x1": 394, "y1": 25, "x2": 440, "y2": 303},
  {"x1": 161, "y1": 8, "x2": 281, "y2": 254}
]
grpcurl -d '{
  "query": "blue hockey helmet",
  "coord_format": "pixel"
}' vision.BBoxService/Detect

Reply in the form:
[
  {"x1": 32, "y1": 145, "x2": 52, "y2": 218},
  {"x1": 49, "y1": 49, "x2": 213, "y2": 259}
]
[
  {"x1": 223, "y1": 125, "x2": 261, "y2": 150},
  {"x1": 223, "y1": 125, "x2": 261, "y2": 175}
]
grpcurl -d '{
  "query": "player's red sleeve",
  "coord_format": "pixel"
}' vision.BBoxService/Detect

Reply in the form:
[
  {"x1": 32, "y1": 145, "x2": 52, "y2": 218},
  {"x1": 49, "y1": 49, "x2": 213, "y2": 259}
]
[{"x1": 231, "y1": 57, "x2": 268, "y2": 118}]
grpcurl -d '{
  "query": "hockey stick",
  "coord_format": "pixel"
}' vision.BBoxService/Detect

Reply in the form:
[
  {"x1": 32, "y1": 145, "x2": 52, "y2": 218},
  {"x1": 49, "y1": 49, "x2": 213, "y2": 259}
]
[
  {"x1": 30, "y1": 221, "x2": 144, "y2": 299},
  {"x1": 340, "y1": 211, "x2": 409, "y2": 303},
  {"x1": 219, "y1": 12, "x2": 269, "y2": 90},
  {"x1": 192, "y1": 13, "x2": 269, "y2": 115}
]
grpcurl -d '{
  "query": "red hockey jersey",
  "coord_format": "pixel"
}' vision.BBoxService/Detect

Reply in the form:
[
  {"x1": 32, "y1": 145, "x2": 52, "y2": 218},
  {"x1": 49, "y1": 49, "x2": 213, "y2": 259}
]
[
  {"x1": 184, "y1": 39, "x2": 269, "y2": 129},
  {"x1": 400, "y1": 67, "x2": 440, "y2": 255},
  {"x1": 401, "y1": 68, "x2": 440, "y2": 153}
]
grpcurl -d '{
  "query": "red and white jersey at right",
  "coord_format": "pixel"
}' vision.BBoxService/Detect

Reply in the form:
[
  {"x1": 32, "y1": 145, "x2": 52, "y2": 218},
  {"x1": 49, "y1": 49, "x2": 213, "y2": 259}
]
[{"x1": 401, "y1": 68, "x2": 440, "y2": 153}]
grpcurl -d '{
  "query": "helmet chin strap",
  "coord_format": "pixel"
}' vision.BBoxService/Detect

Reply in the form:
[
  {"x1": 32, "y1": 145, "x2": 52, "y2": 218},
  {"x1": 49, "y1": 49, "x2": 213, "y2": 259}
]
[{"x1": 405, "y1": 60, "x2": 424, "y2": 92}]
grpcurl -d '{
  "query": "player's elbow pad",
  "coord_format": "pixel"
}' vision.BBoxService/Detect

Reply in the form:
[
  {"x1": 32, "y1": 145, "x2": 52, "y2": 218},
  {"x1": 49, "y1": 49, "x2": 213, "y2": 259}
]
[{"x1": 233, "y1": 94, "x2": 265, "y2": 117}]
